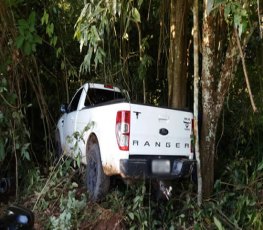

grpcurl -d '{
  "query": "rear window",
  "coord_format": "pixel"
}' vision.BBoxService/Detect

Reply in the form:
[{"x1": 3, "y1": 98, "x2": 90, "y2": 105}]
[{"x1": 84, "y1": 88, "x2": 124, "y2": 106}]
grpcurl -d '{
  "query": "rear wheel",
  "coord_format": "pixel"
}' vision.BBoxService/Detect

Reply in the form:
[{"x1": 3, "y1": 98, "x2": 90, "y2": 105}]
[{"x1": 86, "y1": 143, "x2": 110, "y2": 201}]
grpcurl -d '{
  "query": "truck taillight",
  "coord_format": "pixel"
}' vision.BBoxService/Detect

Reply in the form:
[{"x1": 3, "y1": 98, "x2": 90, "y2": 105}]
[
  {"x1": 116, "y1": 111, "x2": 130, "y2": 151},
  {"x1": 104, "y1": 84, "x2": 113, "y2": 89}
]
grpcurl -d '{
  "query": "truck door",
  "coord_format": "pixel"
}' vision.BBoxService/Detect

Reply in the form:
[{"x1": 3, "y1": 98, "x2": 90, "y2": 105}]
[{"x1": 63, "y1": 87, "x2": 84, "y2": 153}]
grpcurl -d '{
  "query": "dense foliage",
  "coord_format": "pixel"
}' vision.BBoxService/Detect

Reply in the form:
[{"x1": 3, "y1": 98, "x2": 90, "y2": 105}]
[{"x1": 0, "y1": 0, "x2": 262, "y2": 228}]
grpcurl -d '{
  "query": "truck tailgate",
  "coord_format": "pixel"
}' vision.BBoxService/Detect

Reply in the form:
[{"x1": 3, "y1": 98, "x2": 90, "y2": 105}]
[{"x1": 129, "y1": 104, "x2": 193, "y2": 157}]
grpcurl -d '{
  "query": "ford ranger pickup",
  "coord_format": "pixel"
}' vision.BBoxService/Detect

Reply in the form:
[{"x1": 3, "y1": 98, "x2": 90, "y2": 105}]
[{"x1": 56, "y1": 83, "x2": 195, "y2": 200}]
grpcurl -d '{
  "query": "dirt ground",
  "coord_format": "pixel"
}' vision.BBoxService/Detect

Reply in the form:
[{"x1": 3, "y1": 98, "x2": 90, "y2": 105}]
[{"x1": 0, "y1": 191, "x2": 125, "y2": 230}]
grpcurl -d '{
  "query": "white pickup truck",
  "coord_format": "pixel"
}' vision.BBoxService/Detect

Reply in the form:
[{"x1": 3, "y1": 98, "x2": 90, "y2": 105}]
[{"x1": 56, "y1": 83, "x2": 195, "y2": 200}]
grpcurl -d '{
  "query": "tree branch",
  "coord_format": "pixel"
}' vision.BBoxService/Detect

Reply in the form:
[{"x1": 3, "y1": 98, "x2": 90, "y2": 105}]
[
  {"x1": 257, "y1": 0, "x2": 262, "y2": 39},
  {"x1": 234, "y1": 28, "x2": 258, "y2": 112}
]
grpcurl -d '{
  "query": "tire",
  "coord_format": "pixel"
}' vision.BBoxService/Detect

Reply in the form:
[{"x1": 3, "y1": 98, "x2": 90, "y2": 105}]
[
  {"x1": 55, "y1": 131, "x2": 63, "y2": 160},
  {"x1": 86, "y1": 143, "x2": 110, "y2": 201}
]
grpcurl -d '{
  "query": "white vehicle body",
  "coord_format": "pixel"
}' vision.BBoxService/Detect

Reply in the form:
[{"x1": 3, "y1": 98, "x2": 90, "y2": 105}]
[{"x1": 57, "y1": 83, "x2": 195, "y2": 179}]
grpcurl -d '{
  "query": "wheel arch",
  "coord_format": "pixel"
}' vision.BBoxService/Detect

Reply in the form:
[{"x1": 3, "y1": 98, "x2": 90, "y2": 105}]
[
  {"x1": 85, "y1": 133, "x2": 118, "y2": 176},
  {"x1": 86, "y1": 133, "x2": 99, "y2": 155}
]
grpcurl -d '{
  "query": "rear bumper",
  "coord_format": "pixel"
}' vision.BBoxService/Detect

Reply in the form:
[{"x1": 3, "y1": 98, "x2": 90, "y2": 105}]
[{"x1": 120, "y1": 158, "x2": 195, "y2": 179}]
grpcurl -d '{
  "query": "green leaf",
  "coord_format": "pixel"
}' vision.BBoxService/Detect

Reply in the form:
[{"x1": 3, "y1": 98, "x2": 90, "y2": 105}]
[
  {"x1": 22, "y1": 149, "x2": 30, "y2": 161},
  {"x1": 31, "y1": 44, "x2": 36, "y2": 52},
  {"x1": 234, "y1": 14, "x2": 241, "y2": 28},
  {"x1": 56, "y1": 47, "x2": 62, "y2": 57},
  {"x1": 28, "y1": 11, "x2": 36, "y2": 25},
  {"x1": 46, "y1": 23, "x2": 54, "y2": 37},
  {"x1": 94, "y1": 47, "x2": 105, "y2": 68},
  {"x1": 213, "y1": 216, "x2": 224, "y2": 230},
  {"x1": 212, "y1": 0, "x2": 226, "y2": 12},
  {"x1": 18, "y1": 19, "x2": 27, "y2": 28},
  {"x1": 15, "y1": 36, "x2": 24, "y2": 49},
  {"x1": 81, "y1": 48, "x2": 93, "y2": 72},
  {"x1": 41, "y1": 10, "x2": 49, "y2": 25},
  {"x1": 224, "y1": 4, "x2": 231, "y2": 20},
  {"x1": 15, "y1": 143, "x2": 20, "y2": 150},
  {"x1": 50, "y1": 36, "x2": 58, "y2": 46},
  {"x1": 1, "y1": 78, "x2": 7, "y2": 87},
  {"x1": 76, "y1": 154, "x2": 81, "y2": 168},
  {"x1": 34, "y1": 35, "x2": 42, "y2": 44},
  {"x1": 24, "y1": 42, "x2": 31, "y2": 55},
  {"x1": 128, "y1": 212, "x2": 134, "y2": 220},
  {"x1": 12, "y1": 111, "x2": 19, "y2": 119},
  {"x1": 28, "y1": 12, "x2": 36, "y2": 33},
  {"x1": 61, "y1": 61, "x2": 65, "y2": 70},
  {"x1": 138, "y1": 0, "x2": 143, "y2": 8},
  {"x1": 214, "y1": 0, "x2": 225, "y2": 3},
  {"x1": 133, "y1": 195, "x2": 142, "y2": 205},
  {"x1": 131, "y1": 7, "x2": 140, "y2": 22},
  {"x1": 91, "y1": 25, "x2": 101, "y2": 42},
  {"x1": 257, "y1": 161, "x2": 263, "y2": 171},
  {"x1": 27, "y1": 33, "x2": 33, "y2": 42}
]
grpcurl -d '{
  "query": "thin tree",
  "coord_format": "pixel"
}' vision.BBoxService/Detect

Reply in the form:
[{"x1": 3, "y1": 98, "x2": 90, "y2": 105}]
[{"x1": 193, "y1": 0, "x2": 202, "y2": 205}]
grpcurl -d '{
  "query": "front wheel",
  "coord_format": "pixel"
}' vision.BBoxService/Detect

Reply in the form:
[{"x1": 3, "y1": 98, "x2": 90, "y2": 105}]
[
  {"x1": 55, "y1": 130, "x2": 63, "y2": 161},
  {"x1": 86, "y1": 143, "x2": 110, "y2": 201}
]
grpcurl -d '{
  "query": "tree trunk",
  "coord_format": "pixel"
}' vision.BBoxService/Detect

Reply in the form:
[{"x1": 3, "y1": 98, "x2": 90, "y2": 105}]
[
  {"x1": 200, "y1": 3, "x2": 254, "y2": 198},
  {"x1": 167, "y1": 0, "x2": 188, "y2": 108},
  {"x1": 201, "y1": 7, "x2": 218, "y2": 198}
]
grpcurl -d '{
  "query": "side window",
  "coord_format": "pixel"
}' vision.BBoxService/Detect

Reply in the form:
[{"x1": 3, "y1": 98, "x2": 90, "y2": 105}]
[{"x1": 68, "y1": 88, "x2": 83, "y2": 112}]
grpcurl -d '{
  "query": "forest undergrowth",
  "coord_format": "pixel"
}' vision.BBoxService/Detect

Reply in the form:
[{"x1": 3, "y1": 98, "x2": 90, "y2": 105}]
[{"x1": 1, "y1": 153, "x2": 262, "y2": 230}]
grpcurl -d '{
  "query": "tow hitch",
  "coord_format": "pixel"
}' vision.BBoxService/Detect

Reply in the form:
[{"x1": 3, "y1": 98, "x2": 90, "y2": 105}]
[{"x1": 158, "y1": 180, "x2": 172, "y2": 200}]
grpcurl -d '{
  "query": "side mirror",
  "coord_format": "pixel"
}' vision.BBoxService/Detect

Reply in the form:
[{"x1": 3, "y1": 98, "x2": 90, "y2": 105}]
[
  {"x1": 0, "y1": 205, "x2": 34, "y2": 229},
  {"x1": 60, "y1": 103, "x2": 68, "y2": 113}
]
